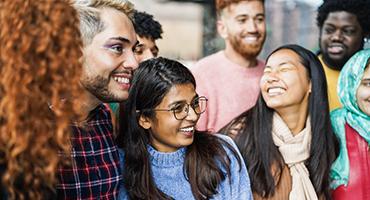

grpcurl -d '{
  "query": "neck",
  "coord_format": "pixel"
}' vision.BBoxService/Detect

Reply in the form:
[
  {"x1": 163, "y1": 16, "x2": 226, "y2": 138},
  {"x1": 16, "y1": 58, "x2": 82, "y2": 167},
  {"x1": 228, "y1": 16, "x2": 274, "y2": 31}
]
[
  {"x1": 276, "y1": 104, "x2": 309, "y2": 135},
  {"x1": 320, "y1": 54, "x2": 343, "y2": 71},
  {"x1": 224, "y1": 44, "x2": 258, "y2": 68},
  {"x1": 77, "y1": 89, "x2": 101, "y2": 120}
]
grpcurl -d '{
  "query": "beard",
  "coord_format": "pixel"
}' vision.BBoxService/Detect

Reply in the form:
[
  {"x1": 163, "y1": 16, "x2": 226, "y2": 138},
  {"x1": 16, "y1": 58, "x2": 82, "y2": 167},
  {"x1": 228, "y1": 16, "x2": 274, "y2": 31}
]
[
  {"x1": 229, "y1": 33, "x2": 265, "y2": 59},
  {"x1": 318, "y1": 36, "x2": 364, "y2": 71},
  {"x1": 320, "y1": 51, "x2": 350, "y2": 71},
  {"x1": 81, "y1": 74, "x2": 120, "y2": 103}
]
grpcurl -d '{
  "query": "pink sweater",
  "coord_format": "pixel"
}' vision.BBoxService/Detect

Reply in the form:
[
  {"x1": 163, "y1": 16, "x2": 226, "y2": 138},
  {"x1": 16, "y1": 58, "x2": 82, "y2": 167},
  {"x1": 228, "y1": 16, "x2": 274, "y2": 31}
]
[{"x1": 191, "y1": 51, "x2": 265, "y2": 132}]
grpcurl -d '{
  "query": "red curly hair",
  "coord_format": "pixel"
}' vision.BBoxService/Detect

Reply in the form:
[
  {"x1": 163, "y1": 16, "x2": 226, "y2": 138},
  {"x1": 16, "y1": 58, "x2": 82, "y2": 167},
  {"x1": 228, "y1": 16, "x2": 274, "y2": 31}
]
[{"x1": 0, "y1": 0, "x2": 84, "y2": 199}]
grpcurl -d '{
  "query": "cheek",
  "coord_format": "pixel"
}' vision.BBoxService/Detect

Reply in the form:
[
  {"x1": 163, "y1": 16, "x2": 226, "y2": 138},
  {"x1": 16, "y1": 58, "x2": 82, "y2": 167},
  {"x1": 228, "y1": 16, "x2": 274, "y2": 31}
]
[
  {"x1": 259, "y1": 75, "x2": 268, "y2": 88},
  {"x1": 320, "y1": 33, "x2": 330, "y2": 44},
  {"x1": 135, "y1": 54, "x2": 143, "y2": 61},
  {"x1": 257, "y1": 24, "x2": 266, "y2": 34},
  {"x1": 346, "y1": 37, "x2": 363, "y2": 51},
  {"x1": 357, "y1": 86, "x2": 370, "y2": 102}
]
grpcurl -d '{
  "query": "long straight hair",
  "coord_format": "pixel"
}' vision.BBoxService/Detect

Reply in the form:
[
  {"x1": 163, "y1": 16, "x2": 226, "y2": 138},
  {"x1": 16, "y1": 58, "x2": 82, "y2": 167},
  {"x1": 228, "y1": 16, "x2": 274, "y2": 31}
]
[
  {"x1": 116, "y1": 57, "x2": 240, "y2": 200},
  {"x1": 228, "y1": 44, "x2": 338, "y2": 198}
]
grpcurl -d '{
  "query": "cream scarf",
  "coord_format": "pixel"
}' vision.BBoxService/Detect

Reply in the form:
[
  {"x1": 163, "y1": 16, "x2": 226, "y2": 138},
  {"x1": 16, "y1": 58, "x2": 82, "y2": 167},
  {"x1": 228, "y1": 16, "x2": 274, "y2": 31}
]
[{"x1": 272, "y1": 113, "x2": 318, "y2": 200}]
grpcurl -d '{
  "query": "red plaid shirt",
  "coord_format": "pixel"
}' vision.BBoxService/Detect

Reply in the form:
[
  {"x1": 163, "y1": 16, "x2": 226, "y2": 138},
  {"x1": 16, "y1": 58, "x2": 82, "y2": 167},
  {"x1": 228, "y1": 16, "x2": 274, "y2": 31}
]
[{"x1": 57, "y1": 104, "x2": 122, "y2": 200}]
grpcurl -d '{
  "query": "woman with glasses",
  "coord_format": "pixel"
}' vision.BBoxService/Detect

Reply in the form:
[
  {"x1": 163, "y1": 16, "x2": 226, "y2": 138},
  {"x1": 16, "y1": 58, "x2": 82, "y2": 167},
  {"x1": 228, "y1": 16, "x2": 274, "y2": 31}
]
[
  {"x1": 116, "y1": 57, "x2": 252, "y2": 200},
  {"x1": 221, "y1": 45, "x2": 338, "y2": 199}
]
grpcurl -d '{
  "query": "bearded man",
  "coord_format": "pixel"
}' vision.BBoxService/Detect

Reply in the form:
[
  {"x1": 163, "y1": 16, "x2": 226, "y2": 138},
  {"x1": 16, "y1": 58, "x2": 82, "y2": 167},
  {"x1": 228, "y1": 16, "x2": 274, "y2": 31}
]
[{"x1": 191, "y1": 0, "x2": 266, "y2": 133}]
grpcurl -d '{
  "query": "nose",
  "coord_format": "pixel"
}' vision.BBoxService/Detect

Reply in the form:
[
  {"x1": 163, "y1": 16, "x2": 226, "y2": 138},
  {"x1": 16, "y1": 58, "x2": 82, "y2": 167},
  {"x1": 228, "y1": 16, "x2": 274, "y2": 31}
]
[
  {"x1": 246, "y1": 19, "x2": 257, "y2": 33},
  {"x1": 265, "y1": 72, "x2": 279, "y2": 83},
  {"x1": 124, "y1": 51, "x2": 139, "y2": 70},
  {"x1": 331, "y1": 29, "x2": 343, "y2": 41},
  {"x1": 144, "y1": 49, "x2": 155, "y2": 60},
  {"x1": 185, "y1": 104, "x2": 199, "y2": 121}
]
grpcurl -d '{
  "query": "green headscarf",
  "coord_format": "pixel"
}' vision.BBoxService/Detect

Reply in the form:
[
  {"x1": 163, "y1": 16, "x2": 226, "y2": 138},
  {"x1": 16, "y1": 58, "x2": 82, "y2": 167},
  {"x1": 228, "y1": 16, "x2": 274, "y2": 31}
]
[{"x1": 330, "y1": 49, "x2": 370, "y2": 189}]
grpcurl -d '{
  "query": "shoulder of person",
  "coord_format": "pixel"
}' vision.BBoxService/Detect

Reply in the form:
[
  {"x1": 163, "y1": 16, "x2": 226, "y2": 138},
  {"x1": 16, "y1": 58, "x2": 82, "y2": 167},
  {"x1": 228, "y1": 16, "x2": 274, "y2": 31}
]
[
  {"x1": 191, "y1": 51, "x2": 224, "y2": 71},
  {"x1": 213, "y1": 133, "x2": 240, "y2": 154},
  {"x1": 117, "y1": 148, "x2": 125, "y2": 167}
]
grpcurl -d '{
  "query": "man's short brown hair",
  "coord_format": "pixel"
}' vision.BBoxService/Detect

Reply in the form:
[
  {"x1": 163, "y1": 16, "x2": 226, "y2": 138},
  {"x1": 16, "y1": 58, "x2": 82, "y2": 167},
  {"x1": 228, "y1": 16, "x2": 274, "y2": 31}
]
[{"x1": 216, "y1": 0, "x2": 265, "y2": 16}]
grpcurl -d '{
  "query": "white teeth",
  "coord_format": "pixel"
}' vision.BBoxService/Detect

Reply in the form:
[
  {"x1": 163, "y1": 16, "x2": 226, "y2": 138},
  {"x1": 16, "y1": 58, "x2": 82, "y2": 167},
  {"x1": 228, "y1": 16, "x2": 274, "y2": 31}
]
[
  {"x1": 244, "y1": 37, "x2": 258, "y2": 42},
  {"x1": 268, "y1": 87, "x2": 285, "y2": 95},
  {"x1": 328, "y1": 46, "x2": 344, "y2": 53},
  {"x1": 180, "y1": 127, "x2": 194, "y2": 132},
  {"x1": 113, "y1": 77, "x2": 129, "y2": 84}
]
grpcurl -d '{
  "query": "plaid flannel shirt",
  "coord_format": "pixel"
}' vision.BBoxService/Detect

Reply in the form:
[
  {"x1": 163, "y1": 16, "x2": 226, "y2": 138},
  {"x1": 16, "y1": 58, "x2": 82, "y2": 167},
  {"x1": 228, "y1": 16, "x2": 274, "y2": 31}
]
[{"x1": 57, "y1": 104, "x2": 122, "y2": 200}]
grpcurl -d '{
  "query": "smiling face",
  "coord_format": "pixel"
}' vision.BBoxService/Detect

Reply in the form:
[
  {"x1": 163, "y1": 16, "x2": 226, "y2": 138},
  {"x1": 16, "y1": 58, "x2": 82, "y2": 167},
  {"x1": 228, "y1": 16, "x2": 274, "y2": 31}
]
[
  {"x1": 218, "y1": 0, "x2": 266, "y2": 59},
  {"x1": 134, "y1": 36, "x2": 158, "y2": 63},
  {"x1": 319, "y1": 11, "x2": 363, "y2": 70},
  {"x1": 261, "y1": 49, "x2": 311, "y2": 113},
  {"x1": 140, "y1": 83, "x2": 200, "y2": 152},
  {"x1": 81, "y1": 7, "x2": 139, "y2": 103},
  {"x1": 356, "y1": 64, "x2": 370, "y2": 116}
]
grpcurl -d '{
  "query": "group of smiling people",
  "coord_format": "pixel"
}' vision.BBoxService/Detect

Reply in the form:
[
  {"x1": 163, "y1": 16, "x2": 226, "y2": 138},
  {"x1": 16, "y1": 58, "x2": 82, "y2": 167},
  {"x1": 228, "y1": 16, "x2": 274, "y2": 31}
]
[
  {"x1": 1, "y1": 0, "x2": 369, "y2": 199},
  {"x1": 116, "y1": 45, "x2": 369, "y2": 200}
]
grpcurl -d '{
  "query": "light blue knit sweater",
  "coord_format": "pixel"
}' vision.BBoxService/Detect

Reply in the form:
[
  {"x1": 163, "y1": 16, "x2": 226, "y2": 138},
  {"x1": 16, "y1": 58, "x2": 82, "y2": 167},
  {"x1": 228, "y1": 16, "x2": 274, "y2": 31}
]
[{"x1": 118, "y1": 134, "x2": 253, "y2": 200}]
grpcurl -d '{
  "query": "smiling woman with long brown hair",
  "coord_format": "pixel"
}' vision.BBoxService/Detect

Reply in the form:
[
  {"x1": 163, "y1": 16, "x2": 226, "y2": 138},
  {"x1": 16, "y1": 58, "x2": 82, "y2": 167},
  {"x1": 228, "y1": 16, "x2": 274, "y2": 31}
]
[
  {"x1": 0, "y1": 0, "x2": 84, "y2": 199},
  {"x1": 221, "y1": 44, "x2": 338, "y2": 200}
]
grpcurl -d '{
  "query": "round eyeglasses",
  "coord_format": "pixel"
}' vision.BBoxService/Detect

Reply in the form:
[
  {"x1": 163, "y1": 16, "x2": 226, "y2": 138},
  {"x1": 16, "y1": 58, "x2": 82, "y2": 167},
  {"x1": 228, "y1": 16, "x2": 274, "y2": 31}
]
[{"x1": 144, "y1": 96, "x2": 208, "y2": 120}]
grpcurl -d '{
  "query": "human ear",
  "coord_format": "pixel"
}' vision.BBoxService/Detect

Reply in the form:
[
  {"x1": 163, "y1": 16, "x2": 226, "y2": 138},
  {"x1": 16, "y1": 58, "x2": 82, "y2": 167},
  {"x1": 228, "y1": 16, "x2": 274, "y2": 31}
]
[
  {"x1": 217, "y1": 19, "x2": 228, "y2": 39},
  {"x1": 138, "y1": 115, "x2": 152, "y2": 130}
]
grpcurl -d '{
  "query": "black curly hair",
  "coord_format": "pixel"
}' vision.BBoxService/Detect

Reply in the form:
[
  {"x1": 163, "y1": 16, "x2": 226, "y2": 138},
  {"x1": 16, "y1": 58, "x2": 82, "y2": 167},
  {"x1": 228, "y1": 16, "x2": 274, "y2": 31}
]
[
  {"x1": 317, "y1": 0, "x2": 370, "y2": 36},
  {"x1": 133, "y1": 11, "x2": 163, "y2": 40}
]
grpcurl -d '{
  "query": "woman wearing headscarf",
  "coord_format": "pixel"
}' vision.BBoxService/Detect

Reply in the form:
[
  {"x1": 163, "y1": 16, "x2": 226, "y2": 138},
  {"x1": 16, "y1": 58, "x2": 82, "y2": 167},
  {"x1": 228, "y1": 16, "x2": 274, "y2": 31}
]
[{"x1": 330, "y1": 49, "x2": 370, "y2": 199}]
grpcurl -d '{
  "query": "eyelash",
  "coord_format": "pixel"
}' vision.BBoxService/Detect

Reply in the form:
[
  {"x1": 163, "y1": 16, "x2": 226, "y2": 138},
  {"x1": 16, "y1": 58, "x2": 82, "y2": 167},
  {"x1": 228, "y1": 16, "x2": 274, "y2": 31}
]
[
  {"x1": 111, "y1": 45, "x2": 123, "y2": 53},
  {"x1": 104, "y1": 44, "x2": 123, "y2": 54}
]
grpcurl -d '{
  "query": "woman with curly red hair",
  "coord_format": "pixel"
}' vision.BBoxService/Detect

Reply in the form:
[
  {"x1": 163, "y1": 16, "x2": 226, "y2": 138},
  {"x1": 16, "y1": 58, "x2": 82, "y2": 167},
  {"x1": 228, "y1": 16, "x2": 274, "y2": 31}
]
[{"x1": 0, "y1": 0, "x2": 84, "y2": 199}]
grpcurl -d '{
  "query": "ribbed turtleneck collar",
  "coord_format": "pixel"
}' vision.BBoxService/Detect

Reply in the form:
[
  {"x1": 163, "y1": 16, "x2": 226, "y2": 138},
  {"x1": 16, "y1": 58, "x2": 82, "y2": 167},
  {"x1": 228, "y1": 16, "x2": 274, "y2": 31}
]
[{"x1": 147, "y1": 145, "x2": 186, "y2": 168}]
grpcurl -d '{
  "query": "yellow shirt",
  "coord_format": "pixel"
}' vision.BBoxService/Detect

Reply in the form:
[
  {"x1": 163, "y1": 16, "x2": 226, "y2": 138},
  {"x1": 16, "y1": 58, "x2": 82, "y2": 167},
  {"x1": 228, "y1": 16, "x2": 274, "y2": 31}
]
[{"x1": 318, "y1": 55, "x2": 341, "y2": 111}]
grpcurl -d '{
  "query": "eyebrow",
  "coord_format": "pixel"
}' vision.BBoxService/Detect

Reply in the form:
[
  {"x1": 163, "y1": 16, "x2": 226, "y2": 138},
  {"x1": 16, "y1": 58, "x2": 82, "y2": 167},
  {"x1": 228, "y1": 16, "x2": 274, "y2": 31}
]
[
  {"x1": 235, "y1": 13, "x2": 264, "y2": 19},
  {"x1": 167, "y1": 94, "x2": 198, "y2": 108},
  {"x1": 109, "y1": 36, "x2": 139, "y2": 50},
  {"x1": 265, "y1": 62, "x2": 294, "y2": 68},
  {"x1": 324, "y1": 23, "x2": 357, "y2": 29},
  {"x1": 109, "y1": 36, "x2": 131, "y2": 44},
  {"x1": 136, "y1": 43, "x2": 145, "y2": 48},
  {"x1": 278, "y1": 62, "x2": 294, "y2": 66}
]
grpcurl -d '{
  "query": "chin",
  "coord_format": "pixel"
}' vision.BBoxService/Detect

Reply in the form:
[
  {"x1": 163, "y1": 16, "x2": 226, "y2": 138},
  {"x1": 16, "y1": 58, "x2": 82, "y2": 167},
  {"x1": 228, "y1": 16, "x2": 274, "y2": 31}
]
[
  {"x1": 265, "y1": 101, "x2": 284, "y2": 110},
  {"x1": 111, "y1": 89, "x2": 129, "y2": 100}
]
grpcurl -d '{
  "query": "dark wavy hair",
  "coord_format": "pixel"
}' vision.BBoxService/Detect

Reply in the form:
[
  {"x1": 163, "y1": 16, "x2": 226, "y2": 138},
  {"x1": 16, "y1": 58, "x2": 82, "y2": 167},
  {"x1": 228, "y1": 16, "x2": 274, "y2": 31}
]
[
  {"x1": 0, "y1": 0, "x2": 83, "y2": 199},
  {"x1": 133, "y1": 11, "x2": 163, "y2": 40},
  {"x1": 317, "y1": 0, "x2": 370, "y2": 36},
  {"x1": 222, "y1": 44, "x2": 338, "y2": 198},
  {"x1": 116, "y1": 57, "x2": 240, "y2": 200}
]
